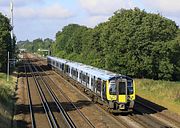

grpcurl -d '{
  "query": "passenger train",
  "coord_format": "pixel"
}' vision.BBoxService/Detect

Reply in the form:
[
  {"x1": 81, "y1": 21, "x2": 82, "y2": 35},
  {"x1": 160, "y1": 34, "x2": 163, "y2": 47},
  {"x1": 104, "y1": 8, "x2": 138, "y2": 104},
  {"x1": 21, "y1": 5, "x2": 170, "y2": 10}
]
[{"x1": 47, "y1": 56, "x2": 135, "y2": 113}]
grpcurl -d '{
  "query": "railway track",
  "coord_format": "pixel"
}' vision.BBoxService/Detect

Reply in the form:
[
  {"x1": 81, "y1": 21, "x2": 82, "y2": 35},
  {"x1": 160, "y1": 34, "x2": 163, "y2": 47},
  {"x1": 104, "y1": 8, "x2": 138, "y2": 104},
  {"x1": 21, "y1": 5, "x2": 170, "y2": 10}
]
[
  {"x1": 29, "y1": 62, "x2": 60, "y2": 128},
  {"x1": 23, "y1": 62, "x2": 36, "y2": 128},
  {"x1": 24, "y1": 53, "x2": 180, "y2": 128},
  {"x1": 34, "y1": 63, "x2": 96, "y2": 128},
  {"x1": 22, "y1": 60, "x2": 51, "y2": 128},
  {"x1": 134, "y1": 100, "x2": 180, "y2": 128},
  {"x1": 23, "y1": 57, "x2": 77, "y2": 128},
  {"x1": 25, "y1": 55, "x2": 96, "y2": 127}
]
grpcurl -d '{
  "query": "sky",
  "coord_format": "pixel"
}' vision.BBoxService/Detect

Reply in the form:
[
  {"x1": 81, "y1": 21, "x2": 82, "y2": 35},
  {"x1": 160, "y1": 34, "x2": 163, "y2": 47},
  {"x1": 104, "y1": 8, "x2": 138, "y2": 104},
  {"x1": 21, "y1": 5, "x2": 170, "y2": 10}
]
[{"x1": 0, "y1": 0, "x2": 180, "y2": 41}]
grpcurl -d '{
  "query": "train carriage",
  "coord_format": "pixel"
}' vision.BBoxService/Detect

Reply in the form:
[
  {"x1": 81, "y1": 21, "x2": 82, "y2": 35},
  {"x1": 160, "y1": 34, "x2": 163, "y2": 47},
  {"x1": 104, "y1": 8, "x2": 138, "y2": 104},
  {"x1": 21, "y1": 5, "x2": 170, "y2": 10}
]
[{"x1": 47, "y1": 56, "x2": 135, "y2": 112}]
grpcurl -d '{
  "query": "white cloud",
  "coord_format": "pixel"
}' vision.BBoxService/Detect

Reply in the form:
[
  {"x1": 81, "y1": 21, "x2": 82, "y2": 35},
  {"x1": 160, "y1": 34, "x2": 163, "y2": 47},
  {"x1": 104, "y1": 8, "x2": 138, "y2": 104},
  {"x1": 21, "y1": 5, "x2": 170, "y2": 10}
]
[
  {"x1": 0, "y1": 0, "x2": 44, "y2": 7},
  {"x1": 140, "y1": 0, "x2": 180, "y2": 13},
  {"x1": 79, "y1": 15, "x2": 109, "y2": 27},
  {"x1": 15, "y1": 0, "x2": 44, "y2": 6},
  {"x1": 15, "y1": 4, "x2": 73, "y2": 19},
  {"x1": 136, "y1": 0, "x2": 180, "y2": 25},
  {"x1": 78, "y1": 0, "x2": 134, "y2": 16}
]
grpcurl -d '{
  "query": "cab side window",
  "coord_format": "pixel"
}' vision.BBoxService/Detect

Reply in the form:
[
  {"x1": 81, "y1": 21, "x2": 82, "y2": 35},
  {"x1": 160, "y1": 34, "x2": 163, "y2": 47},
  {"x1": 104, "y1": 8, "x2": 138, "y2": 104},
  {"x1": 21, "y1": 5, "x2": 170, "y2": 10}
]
[{"x1": 109, "y1": 80, "x2": 116, "y2": 95}]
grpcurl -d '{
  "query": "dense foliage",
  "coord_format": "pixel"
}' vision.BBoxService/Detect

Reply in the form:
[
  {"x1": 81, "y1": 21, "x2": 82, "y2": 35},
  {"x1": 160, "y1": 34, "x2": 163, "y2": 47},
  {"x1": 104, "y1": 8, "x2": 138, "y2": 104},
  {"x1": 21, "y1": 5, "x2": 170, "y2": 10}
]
[
  {"x1": 17, "y1": 38, "x2": 54, "y2": 55},
  {"x1": 52, "y1": 8, "x2": 180, "y2": 80},
  {"x1": 0, "y1": 12, "x2": 15, "y2": 72}
]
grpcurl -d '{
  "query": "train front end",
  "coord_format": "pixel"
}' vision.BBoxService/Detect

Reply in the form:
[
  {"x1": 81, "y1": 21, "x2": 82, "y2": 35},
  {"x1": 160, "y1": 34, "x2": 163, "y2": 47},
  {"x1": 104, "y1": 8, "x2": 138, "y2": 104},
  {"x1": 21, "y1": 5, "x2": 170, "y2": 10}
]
[{"x1": 107, "y1": 76, "x2": 135, "y2": 113}]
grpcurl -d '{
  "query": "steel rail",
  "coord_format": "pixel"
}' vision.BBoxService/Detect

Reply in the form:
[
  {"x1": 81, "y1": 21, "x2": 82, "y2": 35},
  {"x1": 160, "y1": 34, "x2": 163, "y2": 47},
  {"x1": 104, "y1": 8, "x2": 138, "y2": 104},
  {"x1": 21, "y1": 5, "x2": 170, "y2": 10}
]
[
  {"x1": 23, "y1": 61, "x2": 36, "y2": 128},
  {"x1": 27, "y1": 61, "x2": 55, "y2": 128},
  {"x1": 36, "y1": 64, "x2": 95, "y2": 128},
  {"x1": 32, "y1": 63, "x2": 76, "y2": 128},
  {"x1": 135, "y1": 100, "x2": 180, "y2": 126}
]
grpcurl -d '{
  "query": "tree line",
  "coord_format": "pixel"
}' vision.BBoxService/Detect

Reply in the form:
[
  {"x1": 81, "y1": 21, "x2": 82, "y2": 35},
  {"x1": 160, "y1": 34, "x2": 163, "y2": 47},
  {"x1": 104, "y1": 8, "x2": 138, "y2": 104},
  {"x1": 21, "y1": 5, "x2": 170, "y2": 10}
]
[
  {"x1": 52, "y1": 8, "x2": 180, "y2": 81},
  {"x1": 0, "y1": 12, "x2": 16, "y2": 72},
  {"x1": 17, "y1": 38, "x2": 54, "y2": 54}
]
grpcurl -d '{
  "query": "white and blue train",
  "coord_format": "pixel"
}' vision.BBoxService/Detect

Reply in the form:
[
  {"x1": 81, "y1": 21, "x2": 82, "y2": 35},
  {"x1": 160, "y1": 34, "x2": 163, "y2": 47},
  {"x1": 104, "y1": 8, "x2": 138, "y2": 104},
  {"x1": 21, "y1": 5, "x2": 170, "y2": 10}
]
[{"x1": 47, "y1": 56, "x2": 135, "y2": 112}]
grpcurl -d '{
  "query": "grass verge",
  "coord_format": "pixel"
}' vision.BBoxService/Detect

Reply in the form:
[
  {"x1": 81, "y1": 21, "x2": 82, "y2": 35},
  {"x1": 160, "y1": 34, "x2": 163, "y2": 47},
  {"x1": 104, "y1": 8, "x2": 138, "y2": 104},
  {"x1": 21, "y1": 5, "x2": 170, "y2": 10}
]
[
  {"x1": 0, "y1": 73, "x2": 16, "y2": 128},
  {"x1": 135, "y1": 79, "x2": 180, "y2": 115}
]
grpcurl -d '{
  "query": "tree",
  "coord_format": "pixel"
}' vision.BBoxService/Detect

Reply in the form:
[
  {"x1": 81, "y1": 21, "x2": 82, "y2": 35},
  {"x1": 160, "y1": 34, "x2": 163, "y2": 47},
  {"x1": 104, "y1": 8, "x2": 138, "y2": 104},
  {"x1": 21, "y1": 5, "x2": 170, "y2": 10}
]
[
  {"x1": 51, "y1": 8, "x2": 179, "y2": 80},
  {"x1": 0, "y1": 12, "x2": 13, "y2": 72},
  {"x1": 17, "y1": 38, "x2": 54, "y2": 54},
  {"x1": 100, "y1": 8, "x2": 178, "y2": 79},
  {"x1": 52, "y1": 24, "x2": 89, "y2": 55}
]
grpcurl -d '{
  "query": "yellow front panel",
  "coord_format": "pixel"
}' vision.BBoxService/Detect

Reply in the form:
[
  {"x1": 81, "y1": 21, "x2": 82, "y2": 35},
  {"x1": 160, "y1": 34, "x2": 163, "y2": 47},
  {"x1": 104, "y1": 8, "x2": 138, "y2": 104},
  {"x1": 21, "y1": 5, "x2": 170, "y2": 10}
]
[
  {"x1": 106, "y1": 81, "x2": 117, "y2": 101},
  {"x1": 131, "y1": 81, "x2": 136, "y2": 100},
  {"x1": 118, "y1": 95, "x2": 127, "y2": 103},
  {"x1": 106, "y1": 80, "x2": 136, "y2": 102}
]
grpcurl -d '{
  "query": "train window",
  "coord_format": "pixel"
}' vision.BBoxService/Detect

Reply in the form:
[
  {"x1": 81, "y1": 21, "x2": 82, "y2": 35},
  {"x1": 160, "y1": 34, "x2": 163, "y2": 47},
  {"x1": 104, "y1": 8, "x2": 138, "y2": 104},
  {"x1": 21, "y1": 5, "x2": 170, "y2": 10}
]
[
  {"x1": 80, "y1": 72, "x2": 82, "y2": 79},
  {"x1": 85, "y1": 73, "x2": 88, "y2": 83},
  {"x1": 119, "y1": 82, "x2": 126, "y2": 95},
  {"x1": 82, "y1": 73, "x2": 86, "y2": 83},
  {"x1": 102, "y1": 81, "x2": 106, "y2": 98},
  {"x1": 91, "y1": 78, "x2": 94, "y2": 87},
  {"x1": 80, "y1": 71, "x2": 83, "y2": 82},
  {"x1": 72, "y1": 69, "x2": 77, "y2": 78},
  {"x1": 68, "y1": 67, "x2": 70, "y2": 73},
  {"x1": 91, "y1": 78, "x2": 93, "y2": 85},
  {"x1": 87, "y1": 76, "x2": 89, "y2": 84},
  {"x1": 127, "y1": 87, "x2": 133, "y2": 95},
  {"x1": 83, "y1": 74, "x2": 86, "y2": 82},
  {"x1": 56, "y1": 62, "x2": 59, "y2": 67},
  {"x1": 62, "y1": 64, "x2": 64, "y2": 70},
  {"x1": 75, "y1": 69, "x2": 78, "y2": 77},
  {"x1": 109, "y1": 80, "x2": 116, "y2": 95},
  {"x1": 82, "y1": 73, "x2": 84, "y2": 80},
  {"x1": 72, "y1": 68, "x2": 75, "y2": 76},
  {"x1": 71, "y1": 68, "x2": 73, "y2": 75},
  {"x1": 91, "y1": 76, "x2": 95, "y2": 87},
  {"x1": 127, "y1": 81, "x2": 133, "y2": 95},
  {"x1": 65, "y1": 65, "x2": 69, "y2": 73},
  {"x1": 127, "y1": 81, "x2": 132, "y2": 87},
  {"x1": 96, "y1": 78, "x2": 101, "y2": 93}
]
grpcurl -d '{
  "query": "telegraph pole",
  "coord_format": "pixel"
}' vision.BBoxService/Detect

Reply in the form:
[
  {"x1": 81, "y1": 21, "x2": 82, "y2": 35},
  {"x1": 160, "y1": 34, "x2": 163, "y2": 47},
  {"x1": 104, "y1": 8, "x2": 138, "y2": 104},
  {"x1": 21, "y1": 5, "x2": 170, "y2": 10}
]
[
  {"x1": 7, "y1": 0, "x2": 14, "y2": 81},
  {"x1": 7, "y1": 52, "x2": 10, "y2": 81},
  {"x1": 11, "y1": 0, "x2": 16, "y2": 67}
]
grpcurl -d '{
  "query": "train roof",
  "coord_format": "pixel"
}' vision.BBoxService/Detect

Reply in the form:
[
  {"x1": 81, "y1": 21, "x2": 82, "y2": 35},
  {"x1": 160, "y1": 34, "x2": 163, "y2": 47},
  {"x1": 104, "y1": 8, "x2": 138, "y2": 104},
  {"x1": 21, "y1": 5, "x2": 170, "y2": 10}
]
[
  {"x1": 47, "y1": 56, "x2": 132, "y2": 81},
  {"x1": 48, "y1": 56, "x2": 68, "y2": 63}
]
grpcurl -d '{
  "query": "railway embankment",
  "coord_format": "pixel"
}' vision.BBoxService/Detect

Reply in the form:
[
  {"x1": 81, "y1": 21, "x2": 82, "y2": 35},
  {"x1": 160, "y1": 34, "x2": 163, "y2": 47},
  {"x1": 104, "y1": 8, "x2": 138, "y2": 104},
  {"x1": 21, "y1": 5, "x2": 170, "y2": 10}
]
[
  {"x1": 135, "y1": 79, "x2": 180, "y2": 115},
  {"x1": 0, "y1": 73, "x2": 17, "y2": 128}
]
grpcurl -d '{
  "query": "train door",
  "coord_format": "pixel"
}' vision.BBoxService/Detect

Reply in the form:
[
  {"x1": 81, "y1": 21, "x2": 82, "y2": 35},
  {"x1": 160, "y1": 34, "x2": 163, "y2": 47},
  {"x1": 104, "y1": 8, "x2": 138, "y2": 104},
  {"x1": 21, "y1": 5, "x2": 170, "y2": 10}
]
[
  {"x1": 64, "y1": 64, "x2": 69, "y2": 75},
  {"x1": 91, "y1": 76, "x2": 95, "y2": 92},
  {"x1": 62, "y1": 63, "x2": 64, "y2": 71},
  {"x1": 116, "y1": 78, "x2": 127, "y2": 103},
  {"x1": 96, "y1": 78, "x2": 102, "y2": 96},
  {"x1": 102, "y1": 80, "x2": 106, "y2": 100}
]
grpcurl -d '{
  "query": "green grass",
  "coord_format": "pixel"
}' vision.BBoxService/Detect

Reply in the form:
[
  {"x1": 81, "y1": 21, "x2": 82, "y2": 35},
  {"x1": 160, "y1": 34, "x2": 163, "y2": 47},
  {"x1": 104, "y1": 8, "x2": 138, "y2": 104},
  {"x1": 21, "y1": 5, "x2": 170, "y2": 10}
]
[
  {"x1": 135, "y1": 79, "x2": 180, "y2": 115},
  {"x1": 0, "y1": 73, "x2": 16, "y2": 128}
]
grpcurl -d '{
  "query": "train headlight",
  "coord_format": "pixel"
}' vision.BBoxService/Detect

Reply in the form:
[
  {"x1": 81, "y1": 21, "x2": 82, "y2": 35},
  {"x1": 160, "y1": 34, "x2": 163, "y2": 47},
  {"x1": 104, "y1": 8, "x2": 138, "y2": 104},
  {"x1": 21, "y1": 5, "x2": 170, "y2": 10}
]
[
  {"x1": 128, "y1": 95, "x2": 134, "y2": 100},
  {"x1": 119, "y1": 104, "x2": 125, "y2": 109}
]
